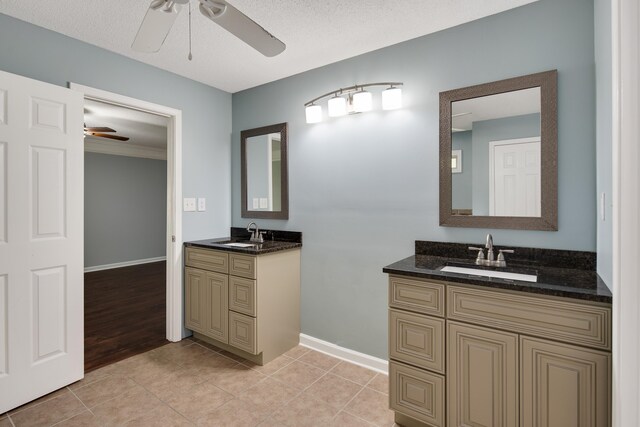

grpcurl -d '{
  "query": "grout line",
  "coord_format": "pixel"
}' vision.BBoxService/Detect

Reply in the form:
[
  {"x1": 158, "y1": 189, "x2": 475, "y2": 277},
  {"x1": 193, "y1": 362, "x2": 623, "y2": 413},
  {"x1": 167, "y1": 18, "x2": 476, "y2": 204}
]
[
  {"x1": 6, "y1": 414, "x2": 16, "y2": 427},
  {"x1": 66, "y1": 386, "x2": 93, "y2": 415}
]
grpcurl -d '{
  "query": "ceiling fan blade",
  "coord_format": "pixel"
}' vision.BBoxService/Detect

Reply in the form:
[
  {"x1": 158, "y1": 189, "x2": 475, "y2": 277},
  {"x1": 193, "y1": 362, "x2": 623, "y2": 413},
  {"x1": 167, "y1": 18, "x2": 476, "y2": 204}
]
[
  {"x1": 87, "y1": 133, "x2": 130, "y2": 142},
  {"x1": 132, "y1": 0, "x2": 184, "y2": 53},
  {"x1": 199, "y1": 0, "x2": 286, "y2": 57},
  {"x1": 84, "y1": 127, "x2": 116, "y2": 133}
]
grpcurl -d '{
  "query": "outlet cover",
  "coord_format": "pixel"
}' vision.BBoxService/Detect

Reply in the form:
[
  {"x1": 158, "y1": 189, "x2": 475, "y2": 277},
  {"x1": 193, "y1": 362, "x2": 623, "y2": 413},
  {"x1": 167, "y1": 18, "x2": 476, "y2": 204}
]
[
  {"x1": 183, "y1": 198, "x2": 196, "y2": 212},
  {"x1": 197, "y1": 198, "x2": 206, "y2": 212}
]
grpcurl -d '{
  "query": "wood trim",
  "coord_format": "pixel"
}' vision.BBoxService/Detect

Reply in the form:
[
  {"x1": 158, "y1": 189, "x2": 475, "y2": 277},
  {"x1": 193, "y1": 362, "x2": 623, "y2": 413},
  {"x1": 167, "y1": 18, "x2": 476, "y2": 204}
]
[
  {"x1": 84, "y1": 256, "x2": 166, "y2": 272},
  {"x1": 84, "y1": 136, "x2": 167, "y2": 160},
  {"x1": 240, "y1": 122, "x2": 289, "y2": 220},
  {"x1": 299, "y1": 333, "x2": 388, "y2": 374},
  {"x1": 439, "y1": 70, "x2": 558, "y2": 230}
]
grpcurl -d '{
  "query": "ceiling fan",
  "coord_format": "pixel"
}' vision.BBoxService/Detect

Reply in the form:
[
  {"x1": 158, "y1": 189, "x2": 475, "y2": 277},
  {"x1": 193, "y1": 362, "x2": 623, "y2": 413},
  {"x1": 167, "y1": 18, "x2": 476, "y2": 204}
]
[
  {"x1": 132, "y1": 0, "x2": 286, "y2": 57},
  {"x1": 84, "y1": 125, "x2": 130, "y2": 142}
]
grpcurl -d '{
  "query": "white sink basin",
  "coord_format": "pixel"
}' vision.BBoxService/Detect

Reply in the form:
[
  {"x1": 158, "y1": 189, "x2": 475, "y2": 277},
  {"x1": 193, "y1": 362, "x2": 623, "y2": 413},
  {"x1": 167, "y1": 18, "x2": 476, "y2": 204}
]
[
  {"x1": 222, "y1": 242, "x2": 257, "y2": 248},
  {"x1": 440, "y1": 265, "x2": 537, "y2": 283}
]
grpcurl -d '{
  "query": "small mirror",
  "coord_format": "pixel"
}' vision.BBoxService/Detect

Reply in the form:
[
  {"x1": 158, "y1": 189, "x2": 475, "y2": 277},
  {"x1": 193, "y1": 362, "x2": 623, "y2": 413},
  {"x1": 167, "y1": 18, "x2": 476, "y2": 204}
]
[
  {"x1": 440, "y1": 71, "x2": 557, "y2": 230},
  {"x1": 241, "y1": 123, "x2": 288, "y2": 219}
]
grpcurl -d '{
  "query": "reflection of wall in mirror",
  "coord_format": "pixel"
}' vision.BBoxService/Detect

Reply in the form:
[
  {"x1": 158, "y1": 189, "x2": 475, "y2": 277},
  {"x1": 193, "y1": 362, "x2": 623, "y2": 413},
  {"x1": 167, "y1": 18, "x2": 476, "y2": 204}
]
[
  {"x1": 471, "y1": 113, "x2": 541, "y2": 216},
  {"x1": 246, "y1": 134, "x2": 271, "y2": 211},
  {"x1": 271, "y1": 137, "x2": 282, "y2": 211},
  {"x1": 452, "y1": 131, "x2": 473, "y2": 212}
]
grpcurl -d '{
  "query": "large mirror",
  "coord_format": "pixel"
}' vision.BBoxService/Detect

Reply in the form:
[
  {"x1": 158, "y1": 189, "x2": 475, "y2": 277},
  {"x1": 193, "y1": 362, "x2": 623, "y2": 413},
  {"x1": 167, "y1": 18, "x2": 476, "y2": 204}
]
[
  {"x1": 241, "y1": 122, "x2": 289, "y2": 219},
  {"x1": 439, "y1": 70, "x2": 557, "y2": 230}
]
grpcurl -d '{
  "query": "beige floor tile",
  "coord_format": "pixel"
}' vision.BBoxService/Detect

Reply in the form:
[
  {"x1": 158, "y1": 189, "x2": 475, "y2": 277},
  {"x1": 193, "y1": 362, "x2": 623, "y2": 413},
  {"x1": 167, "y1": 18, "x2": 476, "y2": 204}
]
[
  {"x1": 143, "y1": 366, "x2": 211, "y2": 401},
  {"x1": 302, "y1": 374, "x2": 363, "y2": 409},
  {"x1": 298, "y1": 350, "x2": 341, "y2": 371},
  {"x1": 163, "y1": 381, "x2": 234, "y2": 422},
  {"x1": 331, "y1": 411, "x2": 373, "y2": 426},
  {"x1": 366, "y1": 373, "x2": 389, "y2": 395},
  {"x1": 122, "y1": 404, "x2": 193, "y2": 426},
  {"x1": 271, "y1": 360, "x2": 326, "y2": 390},
  {"x1": 243, "y1": 355, "x2": 295, "y2": 376},
  {"x1": 54, "y1": 410, "x2": 102, "y2": 427},
  {"x1": 69, "y1": 364, "x2": 118, "y2": 391},
  {"x1": 9, "y1": 387, "x2": 69, "y2": 414},
  {"x1": 216, "y1": 349, "x2": 250, "y2": 362},
  {"x1": 283, "y1": 345, "x2": 311, "y2": 360},
  {"x1": 151, "y1": 342, "x2": 215, "y2": 366},
  {"x1": 73, "y1": 374, "x2": 138, "y2": 408},
  {"x1": 270, "y1": 394, "x2": 341, "y2": 427},
  {"x1": 0, "y1": 418, "x2": 12, "y2": 427},
  {"x1": 90, "y1": 385, "x2": 163, "y2": 426},
  {"x1": 126, "y1": 356, "x2": 182, "y2": 387},
  {"x1": 255, "y1": 417, "x2": 284, "y2": 427},
  {"x1": 330, "y1": 361, "x2": 377, "y2": 386},
  {"x1": 345, "y1": 388, "x2": 395, "y2": 426},
  {"x1": 237, "y1": 378, "x2": 300, "y2": 415},
  {"x1": 208, "y1": 363, "x2": 268, "y2": 395},
  {"x1": 10, "y1": 389, "x2": 85, "y2": 427},
  {"x1": 191, "y1": 339, "x2": 223, "y2": 352},
  {"x1": 195, "y1": 398, "x2": 267, "y2": 427}
]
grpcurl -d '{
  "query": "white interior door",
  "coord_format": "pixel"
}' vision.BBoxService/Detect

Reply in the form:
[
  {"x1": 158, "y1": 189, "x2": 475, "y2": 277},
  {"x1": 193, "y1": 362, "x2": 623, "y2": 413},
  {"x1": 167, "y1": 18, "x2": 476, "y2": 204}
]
[
  {"x1": 490, "y1": 138, "x2": 541, "y2": 217},
  {"x1": 0, "y1": 70, "x2": 84, "y2": 412}
]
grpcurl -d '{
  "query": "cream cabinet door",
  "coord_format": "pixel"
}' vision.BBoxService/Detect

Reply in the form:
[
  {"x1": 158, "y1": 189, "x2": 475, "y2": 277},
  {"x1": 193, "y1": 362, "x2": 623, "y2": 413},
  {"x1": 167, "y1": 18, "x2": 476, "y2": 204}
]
[
  {"x1": 185, "y1": 268, "x2": 206, "y2": 333},
  {"x1": 203, "y1": 271, "x2": 229, "y2": 343},
  {"x1": 448, "y1": 321, "x2": 519, "y2": 427},
  {"x1": 520, "y1": 336, "x2": 611, "y2": 427}
]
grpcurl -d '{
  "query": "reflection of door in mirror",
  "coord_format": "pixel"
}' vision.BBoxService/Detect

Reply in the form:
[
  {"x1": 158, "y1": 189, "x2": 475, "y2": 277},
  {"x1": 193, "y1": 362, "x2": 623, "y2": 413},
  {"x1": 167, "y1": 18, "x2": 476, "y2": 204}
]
[
  {"x1": 246, "y1": 132, "x2": 281, "y2": 212},
  {"x1": 450, "y1": 87, "x2": 541, "y2": 217}
]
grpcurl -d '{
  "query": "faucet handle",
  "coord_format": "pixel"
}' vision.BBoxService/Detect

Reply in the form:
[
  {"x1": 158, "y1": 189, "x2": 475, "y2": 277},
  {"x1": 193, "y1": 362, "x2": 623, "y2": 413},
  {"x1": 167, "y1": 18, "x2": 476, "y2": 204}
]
[
  {"x1": 469, "y1": 246, "x2": 485, "y2": 265},
  {"x1": 496, "y1": 249, "x2": 514, "y2": 267}
]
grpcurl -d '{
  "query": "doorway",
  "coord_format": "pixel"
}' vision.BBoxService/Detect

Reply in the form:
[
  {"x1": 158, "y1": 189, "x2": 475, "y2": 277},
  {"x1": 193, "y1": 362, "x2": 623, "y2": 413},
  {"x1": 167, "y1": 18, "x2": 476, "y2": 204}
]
[{"x1": 70, "y1": 83, "x2": 184, "y2": 367}]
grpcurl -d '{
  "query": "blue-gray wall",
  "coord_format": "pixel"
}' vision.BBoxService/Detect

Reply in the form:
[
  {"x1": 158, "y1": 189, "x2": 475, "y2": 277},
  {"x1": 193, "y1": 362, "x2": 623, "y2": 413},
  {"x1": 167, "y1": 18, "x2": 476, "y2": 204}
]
[
  {"x1": 0, "y1": 13, "x2": 232, "y2": 243},
  {"x1": 85, "y1": 153, "x2": 167, "y2": 268},
  {"x1": 452, "y1": 131, "x2": 472, "y2": 210},
  {"x1": 471, "y1": 113, "x2": 541, "y2": 216},
  {"x1": 595, "y1": 0, "x2": 613, "y2": 288},
  {"x1": 232, "y1": 0, "x2": 597, "y2": 358}
]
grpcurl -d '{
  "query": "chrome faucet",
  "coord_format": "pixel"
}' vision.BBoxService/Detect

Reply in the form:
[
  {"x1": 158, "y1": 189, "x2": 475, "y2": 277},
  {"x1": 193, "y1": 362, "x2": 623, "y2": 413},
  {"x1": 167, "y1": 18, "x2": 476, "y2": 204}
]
[
  {"x1": 246, "y1": 222, "x2": 264, "y2": 243},
  {"x1": 469, "y1": 233, "x2": 514, "y2": 267}
]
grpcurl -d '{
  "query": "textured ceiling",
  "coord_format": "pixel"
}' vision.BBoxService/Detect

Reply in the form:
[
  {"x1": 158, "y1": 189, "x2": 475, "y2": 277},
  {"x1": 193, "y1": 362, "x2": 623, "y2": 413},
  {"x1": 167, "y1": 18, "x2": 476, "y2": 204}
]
[{"x1": 0, "y1": 0, "x2": 537, "y2": 93}]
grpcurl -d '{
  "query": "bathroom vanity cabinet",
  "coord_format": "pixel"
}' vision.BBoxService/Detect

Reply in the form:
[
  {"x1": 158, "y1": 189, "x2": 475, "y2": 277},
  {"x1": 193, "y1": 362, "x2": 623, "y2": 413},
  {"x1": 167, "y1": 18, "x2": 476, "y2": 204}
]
[
  {"x1": 184, "y1": 245, "x2": 301, "y2": 365},
  {"x1": 387, "y1": 274, "x2": 611, "y2": 427}
]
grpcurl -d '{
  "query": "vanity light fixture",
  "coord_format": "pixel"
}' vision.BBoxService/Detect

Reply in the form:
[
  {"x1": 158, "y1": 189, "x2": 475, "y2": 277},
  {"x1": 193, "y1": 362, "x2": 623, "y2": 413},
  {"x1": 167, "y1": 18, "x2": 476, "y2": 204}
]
[{"x1": 304, "y1": 82, "x2": 403, "y2": 123}]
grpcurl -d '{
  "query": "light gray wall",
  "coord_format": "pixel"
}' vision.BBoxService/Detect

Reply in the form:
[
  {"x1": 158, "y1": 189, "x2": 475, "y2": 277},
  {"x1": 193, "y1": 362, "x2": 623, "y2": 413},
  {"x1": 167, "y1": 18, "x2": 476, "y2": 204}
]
[
  {"x1": 85, "y1": 153, "x2": 167, "y2": 268},
  {"x1": 246, "y1": 135, "x2": 270, "y2": 210},
  {"x1": 595, "y1": 0, "x2": 613, "y2": 288},
  {"x1": 232, "y1": 0, "x2": 597, "y2": 358},
  {"x1": 0, "y1": 13, "x2": 232, "y2": 243},
  {"x1": 471, "y1": 113, "x2": 541, "y2": 215},
  {"x1": 452, "y1": 131, "x2": 472, "y2": 210}
]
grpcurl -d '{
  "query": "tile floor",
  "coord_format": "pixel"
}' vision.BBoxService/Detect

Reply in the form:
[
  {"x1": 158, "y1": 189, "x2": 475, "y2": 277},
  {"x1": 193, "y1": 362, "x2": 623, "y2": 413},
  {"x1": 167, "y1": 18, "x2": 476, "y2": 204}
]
[{"x1": 2, "y1": 339, "x2": 395, "y2": 426}]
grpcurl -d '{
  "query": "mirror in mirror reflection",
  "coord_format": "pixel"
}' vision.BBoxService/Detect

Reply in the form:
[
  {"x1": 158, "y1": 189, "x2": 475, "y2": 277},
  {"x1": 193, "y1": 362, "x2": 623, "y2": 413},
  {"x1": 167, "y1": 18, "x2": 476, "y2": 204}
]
[
  {"x1": 246, "y1": 132, "x2": 282, "y2": 212},
  {"x1": 451, "y1": 87, "x2": 541, "y2": 217}
]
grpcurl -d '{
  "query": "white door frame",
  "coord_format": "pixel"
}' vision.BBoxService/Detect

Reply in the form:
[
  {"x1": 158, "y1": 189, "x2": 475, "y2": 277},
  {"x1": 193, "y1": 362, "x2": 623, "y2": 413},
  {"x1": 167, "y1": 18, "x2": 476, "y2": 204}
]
[
  {"x1": 69, "y1": 83, "x2": 183, "y2": 342},
  {"x1": 611, "y1": 0, "x2": 640, "y2": 425}
]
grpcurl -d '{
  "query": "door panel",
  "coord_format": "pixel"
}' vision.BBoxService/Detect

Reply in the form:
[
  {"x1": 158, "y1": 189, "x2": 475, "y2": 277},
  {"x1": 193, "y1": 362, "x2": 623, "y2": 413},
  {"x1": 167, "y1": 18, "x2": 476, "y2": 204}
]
[
  {"x1": 203, "y1": 272, "x2": 228, "y2": 343},
  {"x1": 185, "y1": 267, "x2": 205, "y2": 333},
  {"x1": 0, "y1": 69, "x2": 83, "y2": 413}
]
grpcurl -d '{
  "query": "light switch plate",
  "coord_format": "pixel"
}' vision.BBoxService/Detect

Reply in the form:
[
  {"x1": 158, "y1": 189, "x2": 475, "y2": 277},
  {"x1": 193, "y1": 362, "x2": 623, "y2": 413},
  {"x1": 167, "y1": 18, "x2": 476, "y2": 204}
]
[
  {"x1": 183, "y1": 198, "x2": 196, "y2": 212},
  {"x1": 197, "y1": 198, "x2": 206, "y2": 212},
  {"x1": 253, "y1": 198, "x2": 259, "y2": 209},
  {"x1": 259, "y1": 198, "x2": 268, "y2": 208}
]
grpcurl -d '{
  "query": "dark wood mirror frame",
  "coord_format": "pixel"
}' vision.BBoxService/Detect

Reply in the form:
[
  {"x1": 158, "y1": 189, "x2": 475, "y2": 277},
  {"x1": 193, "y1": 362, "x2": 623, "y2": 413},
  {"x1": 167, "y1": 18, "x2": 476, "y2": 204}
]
[
  {"x1": 241, "y1": 122, "x2": 289, "y2": 220},
  {"x1": 439, "y1": 70, "x2": 558, "y2": 230}
]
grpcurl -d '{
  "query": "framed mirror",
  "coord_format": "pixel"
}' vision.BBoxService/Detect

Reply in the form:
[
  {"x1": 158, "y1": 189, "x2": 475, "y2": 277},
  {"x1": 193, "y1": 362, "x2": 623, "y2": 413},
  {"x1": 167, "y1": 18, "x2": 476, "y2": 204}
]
[
  {"x1": 439, "y1": 70, "x2": 557, "y2": 230},
  {"x1": 241, "y1": 122, "x2": 289, "y2": 220}
]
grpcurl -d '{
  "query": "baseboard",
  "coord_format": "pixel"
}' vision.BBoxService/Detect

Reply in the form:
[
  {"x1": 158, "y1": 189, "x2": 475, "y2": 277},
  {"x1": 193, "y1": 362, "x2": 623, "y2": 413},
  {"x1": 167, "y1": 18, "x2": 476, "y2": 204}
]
[
  {"x1": 84, "y1": 256, "x2": 166, "y2": 273},
  {"x1": 299, "y1": 334, "x2": 388, "y2": 374}
]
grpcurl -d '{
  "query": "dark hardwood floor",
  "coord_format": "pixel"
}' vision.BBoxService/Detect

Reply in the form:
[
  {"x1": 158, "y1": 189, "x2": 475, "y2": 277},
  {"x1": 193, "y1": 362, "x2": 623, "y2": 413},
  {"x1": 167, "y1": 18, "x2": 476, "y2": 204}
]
[{"x1": 84, "y1": 261, "x2": 168, "y2": 372}]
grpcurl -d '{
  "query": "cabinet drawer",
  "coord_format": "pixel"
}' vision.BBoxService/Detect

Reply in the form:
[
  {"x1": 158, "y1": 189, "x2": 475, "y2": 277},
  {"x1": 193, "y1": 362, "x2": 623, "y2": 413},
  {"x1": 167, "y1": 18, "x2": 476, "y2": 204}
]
[
  {"x1": 185, "y1": 247, "x2": 228, "y2": 273},
  {"x1": 229, "y1": 276, "x2": 257, "y2": 317},
  {"x1": 229, "y1": 311, "x2": 258, "y2": 354},
  {"x1": 389, "y1": 309, "x2": 445, "y2": 374},
  {"x1": 389, "y1": 361, "x2": 445, "y2": 427},
  {"x1": 389, "y1": 276, "x2": 444, "y2": 317},
  {"x1": 447, "y1": 285, "x2": 611, "y2": 350},
  {"x1": 229, "y1": 253, "x2": 257, "y2": 279}
]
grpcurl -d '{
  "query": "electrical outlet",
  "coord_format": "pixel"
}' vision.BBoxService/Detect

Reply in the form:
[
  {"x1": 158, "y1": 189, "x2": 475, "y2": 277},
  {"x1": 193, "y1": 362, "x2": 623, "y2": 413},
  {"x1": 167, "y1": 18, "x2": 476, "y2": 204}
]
[
  {"x1": 253, "y1": 198, "x2": 259, "y2": 209},
  {"x1": 197, "y1": 197, "x2": 206, "y2": 212},
  {"x1": 183, "y1": 198, "x2": 196, "y2": 212},
  {"x1": 259, "y1": 198, "x2": 268, "y2": 209}
]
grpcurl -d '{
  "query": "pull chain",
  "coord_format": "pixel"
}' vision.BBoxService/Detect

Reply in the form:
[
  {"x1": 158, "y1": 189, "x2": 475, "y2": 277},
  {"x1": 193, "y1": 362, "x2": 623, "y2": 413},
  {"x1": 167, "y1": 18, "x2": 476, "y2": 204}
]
[{"x1": 188, "y1": 1, "x2": 193, "y2": 61}]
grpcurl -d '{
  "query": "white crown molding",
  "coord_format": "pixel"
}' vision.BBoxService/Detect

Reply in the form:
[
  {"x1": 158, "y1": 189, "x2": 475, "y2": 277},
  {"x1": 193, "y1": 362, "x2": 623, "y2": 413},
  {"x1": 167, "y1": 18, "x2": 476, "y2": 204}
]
[{"x1": 84, "y1": 136, "x2": 167, "y2": 160}]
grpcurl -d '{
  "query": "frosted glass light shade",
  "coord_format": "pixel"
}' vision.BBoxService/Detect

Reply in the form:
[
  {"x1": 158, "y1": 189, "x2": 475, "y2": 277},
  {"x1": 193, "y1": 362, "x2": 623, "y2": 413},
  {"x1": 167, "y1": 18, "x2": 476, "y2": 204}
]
[
  {"x1": 353, "y1": 90, "x2": 373, "y2": 112},
  {"x1": 305, "y1": 104, "x2": 322, "y2": 123},
  {"x1": 328, "y1": 96, "x2": 347, "y2": 117},
  {"x1": 382, "y1": 87, "x2": 402, "y2": 110}
]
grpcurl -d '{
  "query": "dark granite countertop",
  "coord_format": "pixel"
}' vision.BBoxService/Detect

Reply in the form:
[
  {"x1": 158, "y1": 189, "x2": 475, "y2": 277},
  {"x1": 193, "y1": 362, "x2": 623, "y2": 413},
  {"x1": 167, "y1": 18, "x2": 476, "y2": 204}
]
[
  {"x1": 383, "y1": 241, "x2": 612, "y2": 303},
  {"x1": 185, "y1": 227, "x2": 302, "y2": 255}
]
